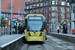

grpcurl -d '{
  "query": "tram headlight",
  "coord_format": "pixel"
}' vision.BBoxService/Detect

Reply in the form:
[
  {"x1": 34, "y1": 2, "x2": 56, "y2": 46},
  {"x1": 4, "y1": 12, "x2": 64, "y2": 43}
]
[
  {"x1": 40, "y1": 33, "x2": 43, "y2": 36},
  {"x1": 28, "y1": 33, "x2": 31, "y2": 36}
]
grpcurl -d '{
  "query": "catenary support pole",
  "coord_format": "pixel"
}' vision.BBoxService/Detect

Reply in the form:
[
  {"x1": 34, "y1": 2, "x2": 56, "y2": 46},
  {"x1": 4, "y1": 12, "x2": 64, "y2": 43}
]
[
  {"x1": 10, "y1": 0, "x2": 13, "y2": 34},
  {"x1": 0, "y1": 0, "x2": 1, "y2": 36},
  {"x1": 45, "y1": 0, "x2": 47, "y2": 29}
]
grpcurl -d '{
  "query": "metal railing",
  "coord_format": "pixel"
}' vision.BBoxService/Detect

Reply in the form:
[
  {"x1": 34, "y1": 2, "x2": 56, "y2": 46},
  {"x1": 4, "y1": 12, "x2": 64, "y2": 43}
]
[{"x1": 1, "y1": 27, "x2": 10, "y2": 35}]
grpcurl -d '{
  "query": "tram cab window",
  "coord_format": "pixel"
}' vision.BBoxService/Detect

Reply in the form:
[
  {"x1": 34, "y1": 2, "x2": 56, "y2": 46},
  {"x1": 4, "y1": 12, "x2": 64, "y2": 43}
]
[{"x1": 40, "y1": 21, "x2": 46, "y2": 31}]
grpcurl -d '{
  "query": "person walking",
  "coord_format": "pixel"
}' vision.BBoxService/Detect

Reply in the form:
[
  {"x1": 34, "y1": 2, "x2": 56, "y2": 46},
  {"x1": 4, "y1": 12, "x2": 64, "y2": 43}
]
[
  {"x1": 18, "y1": 24, "x2": 22, "y2": 34},
  {"x1": 65, "y1": 24, "x2": 67, "y2": 34},
  {"x1": 57, "y1": 26, "x2": 60, "y2": 33},
  {"x1": 14, "y1": 25, "x2": 17, "y2": 34}
]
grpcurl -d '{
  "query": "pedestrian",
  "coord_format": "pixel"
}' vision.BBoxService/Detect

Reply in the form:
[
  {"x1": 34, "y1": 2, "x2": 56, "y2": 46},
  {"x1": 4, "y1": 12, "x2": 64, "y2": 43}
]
[
  {"x1": 63, "y1": 25, "x2": 65, "y2": 34},
  {"x1": 18, "y1": 24, "x2": 22, "y2": 34},
  {"x1": 20, "y1": 24, "x2": 24, "y2": 34},
  {"x1": 65, "y1": 25, "x2": 67, "y2": 34},
  {"x1": 20, "y1": 25, "x2": 23, "y2": 34},
  {"x1": 57, "y1": 26, "x2": 60, "y2": 33},
  {"x1": 22, "y1": 24, "x2": 26, "y2": 33},
  {"x1": 14, "y1": 25, "x2": 17, "y2": 34}
]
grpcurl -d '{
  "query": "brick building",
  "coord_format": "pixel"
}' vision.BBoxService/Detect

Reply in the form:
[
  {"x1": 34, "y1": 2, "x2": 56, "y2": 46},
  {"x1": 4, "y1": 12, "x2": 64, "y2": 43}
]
[
  {"x1": 25, "y1": 0, "x2": 71, "y2": 32},
  {"x1": 1, "y1": 0, "x2": 25, "y2": 27}
]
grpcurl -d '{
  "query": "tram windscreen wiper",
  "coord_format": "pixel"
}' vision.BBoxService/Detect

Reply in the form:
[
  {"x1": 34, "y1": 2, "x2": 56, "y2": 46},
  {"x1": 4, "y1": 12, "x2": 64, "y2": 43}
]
[
  {"x1": 35, "y1": 30, "x2": 39, "y2": 32},
  {"x1": 30, "y1": 30, "x2": 34, "y2": 32}
]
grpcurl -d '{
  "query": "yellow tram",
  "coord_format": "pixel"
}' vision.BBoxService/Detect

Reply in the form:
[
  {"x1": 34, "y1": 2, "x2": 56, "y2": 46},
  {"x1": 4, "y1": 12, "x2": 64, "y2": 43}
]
[{"x1": 24, "y1": 14, "x2": 46, "y2": 42}]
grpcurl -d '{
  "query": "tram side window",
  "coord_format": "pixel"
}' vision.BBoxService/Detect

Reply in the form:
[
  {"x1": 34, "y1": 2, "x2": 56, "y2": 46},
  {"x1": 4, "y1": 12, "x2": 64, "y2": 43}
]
[
  {"x1": 25, "y1": 19, "x2": 27, "y2": 28},
  {"x1": 43, "y1": 21, "x2": 46, "y2": 29},
  {"x1": 40, "y1": 22, "x2": 46, "y2": 31}
]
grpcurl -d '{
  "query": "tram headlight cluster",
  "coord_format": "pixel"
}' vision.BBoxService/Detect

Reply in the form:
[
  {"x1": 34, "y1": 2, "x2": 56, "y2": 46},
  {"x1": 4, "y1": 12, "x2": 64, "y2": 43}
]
[
  {"x1": 28, "y1": 33, "x2": 31, "y2": 36},
  {"x1": 40, "y1": 33, "x2": 43, "y2": 36}
]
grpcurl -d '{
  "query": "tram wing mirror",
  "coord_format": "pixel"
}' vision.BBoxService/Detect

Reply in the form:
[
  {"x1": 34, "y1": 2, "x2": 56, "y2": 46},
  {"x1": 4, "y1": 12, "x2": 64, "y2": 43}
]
[
  {"x1": 27, "y1": 27, "x2": 30, "y2": 31},
  {"x1": 27, "y1": 28, "x2": 29, "y2": 31}
]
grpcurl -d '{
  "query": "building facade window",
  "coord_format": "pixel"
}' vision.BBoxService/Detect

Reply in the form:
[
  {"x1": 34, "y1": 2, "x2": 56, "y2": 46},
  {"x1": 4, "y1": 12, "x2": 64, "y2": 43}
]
[
  {"x1": 51, "y1": 18, "x2": 57, "y2": 22},
  {"x1": 52, "y1": 13, "x2": 58, "y2": 16},
  {"x1": 33, "y1": 4, "x2": 35, "y2": 6},
  {"x1": 33, "y1": 10, "x2": 35, "y2": 13},
  {"x1": 61, "y1": 2, "x2": 65, "y2": 5},
  {"x1": 37, "y1": 4, "x2": 39, "y2": 7},
  {"x1": 51, "y1": 18, "x2": 57, "y2": 31},
  {"x1": 61, "y1": 13, "x2": 65, "y2": 20},
  {"x1": 51, "y1": 1, "x2": 58, "y2": 5},
  {"x1": 31, "y1": 0, "x2": 35, "y2": 1},
  {"x1": 40, "y1": 8, "x2": 43, "y2": 12},
  {"x1": 66, "y1": 8, "x2": 70, "y2": 12},
  {"x1": 67, "y1": 3, "x2": 69, "y2": 6},
  {"x1": 67, "y1": 13, "x2": 70, "y2": 18},
  {"x1": 26, "y1": 11, "x2": 29, "y2": 14},
  {"x1": 40, "y1": 3, "x2": 43, "y2": 6},
  {"x1": 49, "y1": 13, "x2": 50, "y2": 16},
  {"x1": 30, "y1": 5, "x2": 32, "y2": 9},
  {"x1": 26, "y1": 6, "x2": 29, "y2": 9},
  {"x1": 49, "y1": 1, "x2": 51, "y2": 5},
  {"x1": 52, "y1": 1, "x2": 55, "y2": 5},
  {"x1": 61, "y1": 7, "x2": 65, "y2": 13},
  {"x1": 33, "y1": 4, "x2": 35, "y2": 8},
  {"x1": 49, "y1": 7, "x2": 51, "y2": 11},
  {"x1": 36, "y1": 9, "x2": 39, "y2": 13},
  {"x1": 30, "y1": 10, "x2": 32, "y2": 13},
  {"x1": 44, "y1": 2, "x2": 47, "y2": 6},
  {"x1": 56, "y1": 1, "x2": 58, "y2": 5},
  {"x1": 52, "y1": 13, "x2": 54, "y2": 16},
  {"x1": 51, "y1": 7, "x2": 58, "y2": 11}
]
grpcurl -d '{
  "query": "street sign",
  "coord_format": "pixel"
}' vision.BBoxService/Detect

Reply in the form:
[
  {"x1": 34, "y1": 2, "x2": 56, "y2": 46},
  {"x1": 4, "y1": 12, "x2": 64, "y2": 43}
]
[
  {"x1": 68, "y1": 23, "x2": 70, "y2": 26},
  {"x1": 9, "y1": 20, "x2": 10, "y2": 25},
  {"x1": 55, "y1": 22, "x2": 59, "y2": 24},
  {"x1": 62, "y1": 20, "x2": 68, "y2": 22}
]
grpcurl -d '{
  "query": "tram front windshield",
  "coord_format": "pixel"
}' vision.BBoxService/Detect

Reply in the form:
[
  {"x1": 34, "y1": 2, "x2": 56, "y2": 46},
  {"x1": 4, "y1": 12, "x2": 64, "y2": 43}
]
[{"x1": 28, "y1": 17, "x2": 43, "y2": 32}]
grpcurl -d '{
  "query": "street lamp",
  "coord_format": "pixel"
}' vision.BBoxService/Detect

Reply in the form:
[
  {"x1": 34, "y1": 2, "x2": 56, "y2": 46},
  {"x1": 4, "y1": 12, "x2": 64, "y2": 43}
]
[
  {"x1": 45, "y1": 0, "x2": 47, "y2": 29},
  {"x1": 10, "y1": 0, "x2": 13, "y2": 34},
  {"x1": 15, "y1": 21, "x2": 18, "y2": 34},
  {"x1": 0, "y1": 0, "x2": 1, "y2": 36}
]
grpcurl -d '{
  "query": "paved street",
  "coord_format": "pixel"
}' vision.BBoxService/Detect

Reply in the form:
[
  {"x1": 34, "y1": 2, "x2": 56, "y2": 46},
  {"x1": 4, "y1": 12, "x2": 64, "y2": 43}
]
[{"x1": 20, "y1": 35, "x2": 75, "y2": 50}]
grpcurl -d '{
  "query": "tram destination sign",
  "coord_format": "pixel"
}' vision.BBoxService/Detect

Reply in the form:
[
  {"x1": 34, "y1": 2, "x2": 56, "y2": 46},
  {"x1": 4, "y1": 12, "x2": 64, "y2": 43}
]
[{"x1": 29, "y1": 17, "x2": 41, "y2": 19}]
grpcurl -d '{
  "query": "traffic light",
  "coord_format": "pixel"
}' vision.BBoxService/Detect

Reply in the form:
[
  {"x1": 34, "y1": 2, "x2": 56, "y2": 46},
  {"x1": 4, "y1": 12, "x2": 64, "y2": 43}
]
[{"x1": 66, "y1": 0, "x2": 75, "y2": 3}]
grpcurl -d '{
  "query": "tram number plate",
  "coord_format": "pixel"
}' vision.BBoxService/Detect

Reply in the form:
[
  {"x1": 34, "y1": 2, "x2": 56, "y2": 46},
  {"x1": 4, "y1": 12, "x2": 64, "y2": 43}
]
[
  {"x1": 32, "y1": 37, "x2": 38, "y2": 39},
  {"x1": 34, "y1": 35, "x2": 37, "y2": 36}
]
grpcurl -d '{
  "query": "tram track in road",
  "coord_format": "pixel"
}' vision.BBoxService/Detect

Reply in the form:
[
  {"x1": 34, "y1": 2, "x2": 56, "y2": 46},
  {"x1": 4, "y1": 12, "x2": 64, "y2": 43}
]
[
  {"x1": 20, "y1": 42, "x2": 46, "y2": 50},
  {"x1": 20, "y1": 35, "x2": 70, "y2": 50}
]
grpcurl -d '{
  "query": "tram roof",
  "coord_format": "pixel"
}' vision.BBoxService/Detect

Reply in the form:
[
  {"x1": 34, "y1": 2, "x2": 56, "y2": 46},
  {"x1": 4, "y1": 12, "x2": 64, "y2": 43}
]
[{"x1": 25, "y1": 14, "x2": 45, "y2": 19}]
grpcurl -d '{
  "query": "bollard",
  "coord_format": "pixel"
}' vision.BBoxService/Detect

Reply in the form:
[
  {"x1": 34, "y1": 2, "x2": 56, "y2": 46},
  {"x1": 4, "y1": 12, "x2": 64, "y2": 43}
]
[
  {"x1": 5, "y1": 28, "x2": 6, "y2": 35},
  {"x1": 8, "y1": 28, "x2": 10, "y2": 35},
  {"x1": 3, "y1": 27, "x2": 4, "y2": 35},
  {"x1": 7, "y1": 28, "x2": 9, "y2": 35},
  {"x1": 0, "y1": 27, "x2": 1, "y2": 36}
]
